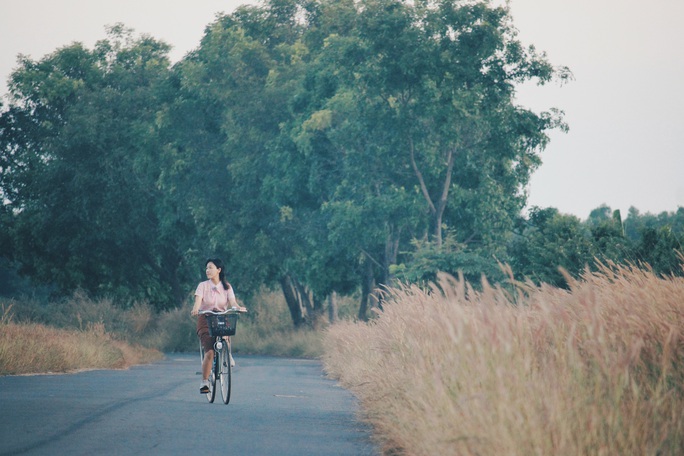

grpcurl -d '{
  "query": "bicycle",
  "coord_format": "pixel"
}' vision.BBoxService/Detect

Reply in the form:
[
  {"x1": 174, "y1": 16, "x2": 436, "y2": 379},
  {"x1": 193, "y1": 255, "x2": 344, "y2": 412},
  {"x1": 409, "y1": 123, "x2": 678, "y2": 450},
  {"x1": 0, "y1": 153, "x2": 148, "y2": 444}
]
[{"x1": 198, "y1": 308, "x2": 246, "y2": 404}]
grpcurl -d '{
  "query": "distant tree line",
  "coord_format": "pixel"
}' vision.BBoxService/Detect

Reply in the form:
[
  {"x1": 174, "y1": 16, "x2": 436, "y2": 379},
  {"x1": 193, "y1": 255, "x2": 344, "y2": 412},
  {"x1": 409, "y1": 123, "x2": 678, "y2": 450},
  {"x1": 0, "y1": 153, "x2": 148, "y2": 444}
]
[{"x1": 0, "y1": 0, "x2": 681, "y2": 325}]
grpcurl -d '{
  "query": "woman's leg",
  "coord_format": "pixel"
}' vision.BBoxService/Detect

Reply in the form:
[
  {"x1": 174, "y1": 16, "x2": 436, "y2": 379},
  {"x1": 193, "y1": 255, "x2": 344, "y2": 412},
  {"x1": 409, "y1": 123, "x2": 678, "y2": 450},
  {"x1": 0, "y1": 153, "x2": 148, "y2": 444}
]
[
  {"x1": 202, "y1": 349, "x2": 214, "y2": 380},
  {"x1": 197, "y1": 315, "x2": 214, "y2": 381}
]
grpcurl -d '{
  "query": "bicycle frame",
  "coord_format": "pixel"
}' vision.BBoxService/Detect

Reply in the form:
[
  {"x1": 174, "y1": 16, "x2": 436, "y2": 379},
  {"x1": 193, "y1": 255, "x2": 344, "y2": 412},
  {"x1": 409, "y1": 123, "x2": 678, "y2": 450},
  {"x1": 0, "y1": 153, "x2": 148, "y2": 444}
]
[{"x1": 199, "y1": 308, "x2": 245, "y2": 404}]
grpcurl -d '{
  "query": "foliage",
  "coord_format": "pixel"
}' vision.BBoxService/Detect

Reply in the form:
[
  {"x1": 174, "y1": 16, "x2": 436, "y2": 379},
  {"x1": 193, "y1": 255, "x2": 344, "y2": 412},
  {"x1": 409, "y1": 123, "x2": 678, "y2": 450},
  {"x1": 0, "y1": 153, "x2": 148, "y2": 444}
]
[
  {"x1": 507, "y1": 207, "x2": 595, "y2": 287},
  {"x1": 391, "y1": 233, "x2": 505, "y2": 286},
  {"x1": 624, "y1": 206, "x2": 684, "y2": 241},
  {"x1": 290, "y1": 0, "x2": 569, "y2": 294},
  {"x1": 633, "y1": 226, "x2": 684, "y2": 277},
  {"x1": 505, "y1": 205, "x2": 683, "y2": 287},
  {"x1": 184, "y1": 0, "x2": 565, "y2": 297},
  {"x1": 0, "y1": 25, "x2": 192, "y2": 309},
  {"x1": 2, "y1": 0, "x2": 682, "y2": 325}
]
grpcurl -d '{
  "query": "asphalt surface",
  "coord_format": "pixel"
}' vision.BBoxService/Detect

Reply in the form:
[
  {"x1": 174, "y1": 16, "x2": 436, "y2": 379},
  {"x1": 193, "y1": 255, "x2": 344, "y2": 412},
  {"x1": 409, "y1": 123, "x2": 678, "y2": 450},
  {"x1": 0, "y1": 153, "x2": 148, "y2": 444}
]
[{"x1": 0, "y1": 355, "x2": 379, "y2": 455}]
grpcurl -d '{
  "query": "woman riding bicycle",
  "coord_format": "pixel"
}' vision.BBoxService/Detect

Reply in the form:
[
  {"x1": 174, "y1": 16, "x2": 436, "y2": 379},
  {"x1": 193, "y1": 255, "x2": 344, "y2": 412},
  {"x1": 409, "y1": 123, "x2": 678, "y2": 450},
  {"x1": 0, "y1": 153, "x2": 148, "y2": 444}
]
[{"x1": 191, "y1": 258, "x2": 246, "y2": 394}]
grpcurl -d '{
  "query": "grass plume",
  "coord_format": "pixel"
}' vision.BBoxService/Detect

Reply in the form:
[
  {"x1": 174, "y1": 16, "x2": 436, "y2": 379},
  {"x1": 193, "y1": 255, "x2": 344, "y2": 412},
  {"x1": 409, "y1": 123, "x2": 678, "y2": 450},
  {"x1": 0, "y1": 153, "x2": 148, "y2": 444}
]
[{"x1": 322, "y1": 263, "x2": 684, "y2": 455}]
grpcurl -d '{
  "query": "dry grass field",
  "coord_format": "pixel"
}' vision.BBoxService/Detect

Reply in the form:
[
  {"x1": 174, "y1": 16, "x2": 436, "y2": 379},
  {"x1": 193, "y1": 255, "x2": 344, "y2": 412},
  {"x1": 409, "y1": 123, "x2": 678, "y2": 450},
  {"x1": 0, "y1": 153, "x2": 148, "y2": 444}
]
[
  {"x1": 322, "y1": 263, "x2": 684, "y2": 455},
  {"x1": 1, "y1": 303, "x2": 162, "y2": 375}
]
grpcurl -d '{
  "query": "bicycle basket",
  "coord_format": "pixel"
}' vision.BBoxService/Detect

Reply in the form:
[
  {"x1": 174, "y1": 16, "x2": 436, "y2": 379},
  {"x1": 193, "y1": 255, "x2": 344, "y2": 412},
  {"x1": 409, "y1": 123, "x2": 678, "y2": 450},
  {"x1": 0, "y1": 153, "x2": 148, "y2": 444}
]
[{"x1": 205, "y1": 313, "x2": 239, "y2": 337}]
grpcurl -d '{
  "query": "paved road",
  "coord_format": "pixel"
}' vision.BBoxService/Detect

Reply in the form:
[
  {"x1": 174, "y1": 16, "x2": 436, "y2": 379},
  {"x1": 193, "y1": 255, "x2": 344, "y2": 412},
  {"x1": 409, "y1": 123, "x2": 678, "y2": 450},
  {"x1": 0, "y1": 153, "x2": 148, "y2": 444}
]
[{"x1": 0, "y1": 355, "x2": 378, "y2": 455}]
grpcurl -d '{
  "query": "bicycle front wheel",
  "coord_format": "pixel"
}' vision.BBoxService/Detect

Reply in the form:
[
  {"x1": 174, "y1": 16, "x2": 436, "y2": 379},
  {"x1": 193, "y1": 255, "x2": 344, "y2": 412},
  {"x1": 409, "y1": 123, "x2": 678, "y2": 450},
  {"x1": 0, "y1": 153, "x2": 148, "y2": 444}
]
[{"x1": 220, "y1": 342, "x2": 232, "y2": 404}]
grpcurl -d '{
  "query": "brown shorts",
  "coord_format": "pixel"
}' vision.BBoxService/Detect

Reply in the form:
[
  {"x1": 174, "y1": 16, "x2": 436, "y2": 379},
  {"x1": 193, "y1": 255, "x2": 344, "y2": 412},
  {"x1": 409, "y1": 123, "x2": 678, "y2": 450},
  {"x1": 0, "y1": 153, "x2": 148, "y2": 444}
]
[{"x1": 197, "y1": 315, "x2": 215, "y2": 353}]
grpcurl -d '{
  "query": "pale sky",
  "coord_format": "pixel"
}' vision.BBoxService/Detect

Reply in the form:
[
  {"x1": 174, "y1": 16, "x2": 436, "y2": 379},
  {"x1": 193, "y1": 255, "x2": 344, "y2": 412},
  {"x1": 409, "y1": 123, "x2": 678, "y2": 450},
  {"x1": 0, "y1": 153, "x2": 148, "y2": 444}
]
[{"x1": 1, "y1": 0, "x2": 683, "y2": 219}]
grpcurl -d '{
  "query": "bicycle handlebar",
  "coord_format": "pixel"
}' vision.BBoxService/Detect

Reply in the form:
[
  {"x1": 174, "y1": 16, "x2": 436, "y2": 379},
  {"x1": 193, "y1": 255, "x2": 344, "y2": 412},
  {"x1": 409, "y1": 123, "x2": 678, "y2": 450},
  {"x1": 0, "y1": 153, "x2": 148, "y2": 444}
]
[{"x1": 199, "y1": 307, "x2": 247, "y2": 315}]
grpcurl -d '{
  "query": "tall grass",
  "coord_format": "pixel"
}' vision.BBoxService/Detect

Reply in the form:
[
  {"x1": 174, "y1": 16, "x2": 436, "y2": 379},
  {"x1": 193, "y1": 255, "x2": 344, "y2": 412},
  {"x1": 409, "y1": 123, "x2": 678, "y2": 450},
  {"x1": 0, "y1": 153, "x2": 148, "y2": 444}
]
[
  {"x1": 0, "y1": 286, "x2": 332, "y2": 376},
  {"x1": 1, "y1": 303, "x2": 162, "y2": 375},
  {"x1": 322, "y1": 263, "x2": 684, "y2": 455},
  {"x1": 234, "y1": 289, "x2": 325, "y2": 358}
]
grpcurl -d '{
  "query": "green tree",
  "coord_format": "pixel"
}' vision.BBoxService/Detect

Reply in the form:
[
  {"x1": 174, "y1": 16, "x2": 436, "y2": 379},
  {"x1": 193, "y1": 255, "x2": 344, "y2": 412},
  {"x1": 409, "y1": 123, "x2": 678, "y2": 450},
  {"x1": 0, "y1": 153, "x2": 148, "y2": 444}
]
[
  {"x1": 355, "y1": 0, "x2": 567, "y2": 246},
  {"x1": 634, "y1": 226, "x2": 683, "y2": 277},
  {"x1": 583, "y1": 205, "x2": 631, "y2": 264},
  {"x1": 291, "y1": 0, "x2": 569, "y2": 306},
  {"x1": 508, "y1": 207, "x2": 594, "y2": 287},
  {"x1": 2, "y1": 0, "x2": 575, "y2": 322},
  {"x1": 623, "y1": 206, "x2": 684, "y2": 276},
  {"x1": 624, "y1": 206, "x2": 684, "y2": 242},
  {"x1": 0, "y1": 26, "x2": 188, "y2": 308},
  {"x1": 160, "y1": 1, "x2": 336, "y2": 325}
]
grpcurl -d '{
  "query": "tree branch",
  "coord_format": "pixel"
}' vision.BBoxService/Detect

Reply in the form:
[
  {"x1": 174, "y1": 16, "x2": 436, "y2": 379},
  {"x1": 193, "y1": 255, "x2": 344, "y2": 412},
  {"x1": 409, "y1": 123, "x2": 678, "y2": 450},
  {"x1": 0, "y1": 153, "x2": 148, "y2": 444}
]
[
  {"x1": 360, "y1": 248, "x2": 383, "y2": 269},
  {"x1": 437, "y1": 147, "x2": 456, "y2": 216},
  {"x1": 409, "y1": 136, "x2": 436, "y2": 215}
]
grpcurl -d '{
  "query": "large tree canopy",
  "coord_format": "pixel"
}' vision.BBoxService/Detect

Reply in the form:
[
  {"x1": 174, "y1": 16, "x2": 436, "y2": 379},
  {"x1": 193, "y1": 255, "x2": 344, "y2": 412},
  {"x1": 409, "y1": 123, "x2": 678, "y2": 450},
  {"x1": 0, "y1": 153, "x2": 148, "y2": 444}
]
[
  {"x1": 281, "y1": 0, "x2": 570, "y2": 302},
  {"x1": 1, "y1": 0, "x2": 597, "y2": 321},
  {"x1": 157, "y1": 0, "x2": 570, "y2": 318},
  {"x1": 0, "y1": 26, "x2": 191, "y2": 308}
]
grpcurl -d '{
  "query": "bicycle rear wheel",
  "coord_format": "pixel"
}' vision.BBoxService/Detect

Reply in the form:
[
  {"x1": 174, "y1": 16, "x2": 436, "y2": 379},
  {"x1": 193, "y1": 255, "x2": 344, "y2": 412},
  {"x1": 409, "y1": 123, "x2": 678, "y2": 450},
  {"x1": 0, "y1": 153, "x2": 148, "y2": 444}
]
[{"x1": 220, "y1": 342, "x2": 232, "y2": 404}]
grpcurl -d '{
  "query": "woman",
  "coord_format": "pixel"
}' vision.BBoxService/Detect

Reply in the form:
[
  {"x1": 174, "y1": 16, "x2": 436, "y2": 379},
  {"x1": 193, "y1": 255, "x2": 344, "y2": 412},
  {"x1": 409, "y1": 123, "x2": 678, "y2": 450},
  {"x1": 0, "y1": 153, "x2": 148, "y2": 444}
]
[{"x1": 191, "y1": 258, "x2": 246, "y2": 394}]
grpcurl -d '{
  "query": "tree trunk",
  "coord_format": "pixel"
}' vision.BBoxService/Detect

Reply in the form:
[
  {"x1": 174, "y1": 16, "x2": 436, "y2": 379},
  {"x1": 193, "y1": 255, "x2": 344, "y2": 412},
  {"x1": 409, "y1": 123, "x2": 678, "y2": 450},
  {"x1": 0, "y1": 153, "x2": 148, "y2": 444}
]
[
  {"x1": 328, "y1": 292, "x2": 338, "y2": 324},
  {"x1": 380, "y1": 224, "x2": 400, "y2": 287},
  {"x1": 358, "y1": 258, "x2": 375, "y2": 321},
  {"x1": 145, "y1": 248, "x2": 184, "y2": 310},
  {"x1": 311, "y1": 294, "x2": 326, "y2": 328},
  {"x1": 164, "y1": 261, "x2": 184, "y2": 310},
  {"x1": 280, "y1": 274, "x2": 305, "y2": 327},
  {"x1": 294, "y1": 280, "x2": 324, "y2": 327},
  {"x1": 298, "y1": 280, "x2": 314, "y2": 320}
]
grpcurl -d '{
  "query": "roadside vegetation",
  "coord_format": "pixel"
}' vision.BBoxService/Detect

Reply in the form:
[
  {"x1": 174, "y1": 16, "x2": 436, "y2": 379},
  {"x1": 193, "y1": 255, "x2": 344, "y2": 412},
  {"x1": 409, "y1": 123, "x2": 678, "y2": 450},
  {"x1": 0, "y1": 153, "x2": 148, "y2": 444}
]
[
  {"x1": 322, "y1": 263, "x2": 684, "y2": 455},
  {"x1": 0, "y1": 303, "x2": 162, "y2": 375},
  {"x1": 0, "y1": 288, "x2": 345, "y2": 375},
  {"x1": 5, "y1": 261, "x2": 684, "y2": 455}
]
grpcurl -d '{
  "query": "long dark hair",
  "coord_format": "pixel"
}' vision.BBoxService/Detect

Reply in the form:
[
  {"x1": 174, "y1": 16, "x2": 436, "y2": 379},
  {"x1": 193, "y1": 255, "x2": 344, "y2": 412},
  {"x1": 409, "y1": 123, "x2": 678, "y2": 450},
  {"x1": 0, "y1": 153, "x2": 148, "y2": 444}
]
[{"x1": 206, "y1": 258, "x2": 231, "y2": 291}]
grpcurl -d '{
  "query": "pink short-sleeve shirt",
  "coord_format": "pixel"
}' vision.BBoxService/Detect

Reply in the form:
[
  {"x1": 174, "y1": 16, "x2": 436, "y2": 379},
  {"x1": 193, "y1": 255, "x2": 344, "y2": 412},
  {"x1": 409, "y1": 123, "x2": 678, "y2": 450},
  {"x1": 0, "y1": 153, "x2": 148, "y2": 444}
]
[{"x1": 194, "y1": 280, "x2": 236, "y2": 312}]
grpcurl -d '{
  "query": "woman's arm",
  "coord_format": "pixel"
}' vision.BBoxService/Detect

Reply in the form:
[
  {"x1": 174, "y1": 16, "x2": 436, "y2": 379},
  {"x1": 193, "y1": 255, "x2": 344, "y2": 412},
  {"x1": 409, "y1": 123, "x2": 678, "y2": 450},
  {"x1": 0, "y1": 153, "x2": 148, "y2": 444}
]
[
  {"x1": 228, "y1": 289, "x2": 247, "y2": 312},
  {"x1": 191, "y1": 294, "x2": 203, "y2": 316}
]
